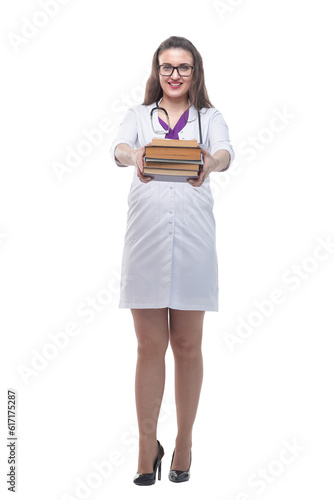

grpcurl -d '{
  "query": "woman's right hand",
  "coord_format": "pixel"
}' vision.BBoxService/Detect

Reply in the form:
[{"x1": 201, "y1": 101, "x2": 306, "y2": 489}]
[{"x1": 133, "y1": 142, "x2": 154, "y2": 183}]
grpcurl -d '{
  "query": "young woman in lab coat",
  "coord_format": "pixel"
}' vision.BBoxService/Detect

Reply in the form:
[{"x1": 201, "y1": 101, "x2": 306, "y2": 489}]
[{"x1": 111, "y1": 36, "x2": 234, "y2": 485}]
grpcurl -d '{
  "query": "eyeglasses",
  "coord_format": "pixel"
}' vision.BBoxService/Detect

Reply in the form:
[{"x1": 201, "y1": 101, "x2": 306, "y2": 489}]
[{"x1": 157, "y1": 64, "x2": 195, "y2": 77}]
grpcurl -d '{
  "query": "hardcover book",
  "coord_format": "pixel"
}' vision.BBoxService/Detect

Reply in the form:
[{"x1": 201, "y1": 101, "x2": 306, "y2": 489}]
[{"x1": 143, "y1": 138, "x2": 203, "y2": 182}]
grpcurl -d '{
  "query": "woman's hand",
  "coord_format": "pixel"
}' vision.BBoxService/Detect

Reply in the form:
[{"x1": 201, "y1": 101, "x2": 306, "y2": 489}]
[
  {"x1": 133, "y1": 142, "x2": 154, "y2": 183},
  {"x1": 187, "y1": 146, "x2": 216, "y2": 187}
]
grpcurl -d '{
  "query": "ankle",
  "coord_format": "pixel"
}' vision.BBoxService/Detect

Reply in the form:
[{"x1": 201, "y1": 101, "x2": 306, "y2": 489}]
[
  {"x1": 139, "y1": 436, "x2": 158, "y2": 450},
  {"x1": 175, "y1": 436, "x2": 192, "y2": 450}
]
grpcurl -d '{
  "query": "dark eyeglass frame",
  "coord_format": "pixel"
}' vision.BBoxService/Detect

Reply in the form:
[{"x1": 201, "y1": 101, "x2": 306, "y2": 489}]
[{"x1": 157, "y1": 64, "x2": 195, "y2": 77}]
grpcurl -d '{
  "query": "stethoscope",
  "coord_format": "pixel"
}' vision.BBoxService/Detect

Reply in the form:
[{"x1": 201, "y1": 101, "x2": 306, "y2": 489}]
[{"x1": 150, "y1": 99, "x2": 203, "y2": 146}]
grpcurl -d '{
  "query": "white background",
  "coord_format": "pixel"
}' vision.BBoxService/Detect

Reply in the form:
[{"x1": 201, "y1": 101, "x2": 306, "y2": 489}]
[{"x1": 1, "y1": 0, "x2": 334, "y2": 498}]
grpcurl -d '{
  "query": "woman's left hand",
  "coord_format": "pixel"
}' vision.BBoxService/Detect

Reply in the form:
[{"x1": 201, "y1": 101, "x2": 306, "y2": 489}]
[{"x1": 187, "y1": 146, "x2": 216, "y2": 187}]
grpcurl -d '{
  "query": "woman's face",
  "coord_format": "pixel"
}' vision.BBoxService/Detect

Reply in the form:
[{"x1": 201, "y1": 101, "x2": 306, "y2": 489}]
[{"x1": 158, "y1": 48, "x2": 194, "y2": 101}]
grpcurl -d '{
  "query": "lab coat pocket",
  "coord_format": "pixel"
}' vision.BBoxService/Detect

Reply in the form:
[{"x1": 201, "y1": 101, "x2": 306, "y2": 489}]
[
  {"x1": 124, "y1": 183, "x2": 159, "y2": 246},
  {"x1": 183, "y1": 186, "x2": 216, "y2": 243}
]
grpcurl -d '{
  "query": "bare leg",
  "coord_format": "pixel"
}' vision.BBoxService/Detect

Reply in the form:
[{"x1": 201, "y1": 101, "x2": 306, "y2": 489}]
[
  {"x1": 168, "y1": 308, "x2": 205, "y2": 471},
  {"x1": 131, "y1": 308, "x2": 169, "y2": 473}
]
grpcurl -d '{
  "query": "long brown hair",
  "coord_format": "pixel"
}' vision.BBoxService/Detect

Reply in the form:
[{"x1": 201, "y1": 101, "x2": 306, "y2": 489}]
[{"x1": 142, "y1": 36, "x2": 214, "y2": 110}]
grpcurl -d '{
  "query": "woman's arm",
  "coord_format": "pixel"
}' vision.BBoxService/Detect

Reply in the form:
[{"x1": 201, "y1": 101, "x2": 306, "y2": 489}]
[
  {"x1": 188, "y1": 147, "x2": 231, "y2": 187},
  {"x1": 211, "y1": 149, "x2": 231, "y2": 172},
  {"x1": 114, "y1": 143, "x2": 137, "y2": 167},
  {"x1": 206, "y1": 109, "x2": 235, "y2": 172},
  {"x1": 115, "y1": 142, "x2": 154, "y2": 183},
  {"x1": 110, "y1": 107, "x2": 138, "y2": 167}
]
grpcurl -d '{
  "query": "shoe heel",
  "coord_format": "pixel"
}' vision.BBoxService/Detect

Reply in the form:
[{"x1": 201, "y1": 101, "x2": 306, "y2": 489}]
[{"x1": 158, "y1": 460, "x2": 162, "y2": 480}]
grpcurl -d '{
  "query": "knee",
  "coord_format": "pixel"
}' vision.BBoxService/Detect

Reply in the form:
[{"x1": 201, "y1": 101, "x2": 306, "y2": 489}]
[
  {"x1": 170, "y1": 334, "x2": 201, "y2": 360},
  {"x1": 137, "y1": 334, "x2": 169, "y2": 357}
]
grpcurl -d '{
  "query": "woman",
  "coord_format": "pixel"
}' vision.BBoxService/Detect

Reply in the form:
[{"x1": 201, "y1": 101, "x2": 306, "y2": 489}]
[{"x1": 110, "y1": 36, "x2": 234, "y2": 485}]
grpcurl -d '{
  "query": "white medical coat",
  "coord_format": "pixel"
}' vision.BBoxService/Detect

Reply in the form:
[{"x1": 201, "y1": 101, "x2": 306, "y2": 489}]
[{"x1": 110, "y1": 99, "x2": 234, "y2": 311}]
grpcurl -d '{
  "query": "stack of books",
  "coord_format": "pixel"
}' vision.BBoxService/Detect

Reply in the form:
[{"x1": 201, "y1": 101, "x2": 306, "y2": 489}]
[{"x1": 143, "y1": 138, "x2": 203, "y2": 182}]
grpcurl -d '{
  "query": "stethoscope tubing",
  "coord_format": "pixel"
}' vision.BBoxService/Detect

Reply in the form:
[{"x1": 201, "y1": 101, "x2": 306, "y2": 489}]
[{"x1": 150, "y1": 100, "x2": 203, "y2": 146}]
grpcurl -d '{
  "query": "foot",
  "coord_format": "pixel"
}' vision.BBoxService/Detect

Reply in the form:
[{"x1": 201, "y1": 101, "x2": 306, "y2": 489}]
[
  {"x1": 171, "y1": 445, "x2": 191, "y2": 471},
  {"x1": 137, "y1": 440, "x2": 159, "y2": 474}
]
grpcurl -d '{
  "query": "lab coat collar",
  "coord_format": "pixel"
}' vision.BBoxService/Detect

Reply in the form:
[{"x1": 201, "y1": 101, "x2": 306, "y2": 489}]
[
  {"x1": 150, "y1": 97, "x2": 198, "y2": 135},
  {"x1": 156, "y1": 96, "x2": 198, "y2": 119}
]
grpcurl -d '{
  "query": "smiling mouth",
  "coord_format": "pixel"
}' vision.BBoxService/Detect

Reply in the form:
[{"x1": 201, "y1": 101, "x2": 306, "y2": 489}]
[{"x1": 168, "y1": 82, "x2": 183, "y2": 87}]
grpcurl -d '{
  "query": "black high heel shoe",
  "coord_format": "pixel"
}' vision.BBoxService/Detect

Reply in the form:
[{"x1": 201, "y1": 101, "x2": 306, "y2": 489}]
[
  {"x1": 133, "y1": 440, "x2": 164, "y2": 486},
  {"x1": 168, "y1": 448, "x2": 192, "y2": 483}
]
